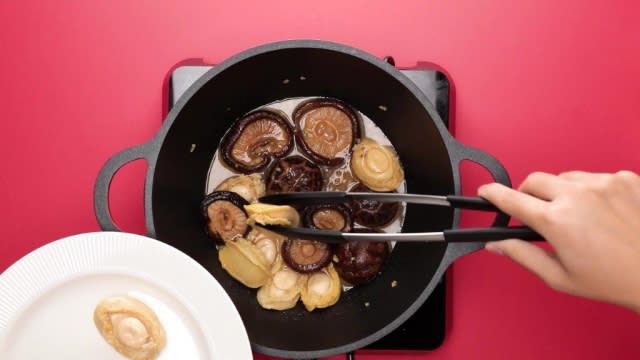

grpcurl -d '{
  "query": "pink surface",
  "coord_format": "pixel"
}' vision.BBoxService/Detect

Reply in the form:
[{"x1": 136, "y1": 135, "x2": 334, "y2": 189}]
[{"x1": 1, "y1": 1, "x2": 639, "y2": 359}]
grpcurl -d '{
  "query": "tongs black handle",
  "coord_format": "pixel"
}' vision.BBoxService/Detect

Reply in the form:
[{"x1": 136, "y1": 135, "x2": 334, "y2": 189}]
[
  {"x1": 445, "y1": 195, "x2": 498, "y2": 212},
  {"x1": 443, "y1": 226, "x2": 541, "y2": 242},
  {"x1": 264, "y1": 225, "x2": 542, "y2": 243},
  {"x1": 259, "y1": 192, "x2": 499, "y2": 212}
]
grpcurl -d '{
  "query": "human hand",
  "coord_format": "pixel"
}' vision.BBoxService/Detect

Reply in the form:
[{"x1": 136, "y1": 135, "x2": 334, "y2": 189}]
[{"x1": 478, "y1": 171, "x2": 640, "y2": 312}]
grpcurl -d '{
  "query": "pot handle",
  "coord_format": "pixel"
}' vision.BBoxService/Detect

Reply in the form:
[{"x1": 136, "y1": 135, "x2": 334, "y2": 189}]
[
  {"x1": 442, "y1": 139, "x2": 511, "y2": 269},
  {"x1": 94, "y1": 142, "x2": 152, "y2": 231},
  {"x1": 439, "y1": 141, "x2": 513, "y2": 266},
  {"x1": 451, "y1": 141, "x2": 511, "y2": 227}
]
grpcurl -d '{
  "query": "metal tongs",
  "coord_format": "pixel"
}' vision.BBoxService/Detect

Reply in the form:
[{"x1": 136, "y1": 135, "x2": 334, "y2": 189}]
[{"x1": 258, "y1": 192, "x2": 542, "y2": 243}]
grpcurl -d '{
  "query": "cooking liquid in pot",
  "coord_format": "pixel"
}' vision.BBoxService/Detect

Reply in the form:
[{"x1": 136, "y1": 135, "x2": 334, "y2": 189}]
[{"x1": 205, "y1": 97, "x2": 406, "y2": 291}]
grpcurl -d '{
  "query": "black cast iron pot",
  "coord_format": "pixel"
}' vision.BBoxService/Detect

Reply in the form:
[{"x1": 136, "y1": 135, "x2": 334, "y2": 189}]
[{"x1": 94, "y1": 40, "x2": 510, "y2": 359}]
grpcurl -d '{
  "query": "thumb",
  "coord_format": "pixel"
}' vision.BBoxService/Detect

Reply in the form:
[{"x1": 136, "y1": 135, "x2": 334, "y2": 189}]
[{"x1": 485, "y1": 240, "x2": 569, "y2": 291}]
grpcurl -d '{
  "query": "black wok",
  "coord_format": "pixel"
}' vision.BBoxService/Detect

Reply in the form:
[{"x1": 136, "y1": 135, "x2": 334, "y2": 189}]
[{"x1": 94, "y1": 40, "x2": 510, "y2": 359}]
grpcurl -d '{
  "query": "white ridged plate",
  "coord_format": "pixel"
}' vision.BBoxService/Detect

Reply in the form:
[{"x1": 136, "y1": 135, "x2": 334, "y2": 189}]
[{"x1": 0, "y1": 232, "x2": 252, "y2": 360}]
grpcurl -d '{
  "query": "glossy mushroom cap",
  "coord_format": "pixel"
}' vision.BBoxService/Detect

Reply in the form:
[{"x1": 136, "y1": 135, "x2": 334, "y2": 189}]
[
  {"x1": 303, "y1": 203, "x2": 353, "y2": 232},
  {"x1": 220, "y1": 110, "x2": 294, "y2": 173},
  {"x1": 265, "y1": 155, "x2": 324, "y2": 194},
  {"x1": 293, "y1": 98, "x2": 361, "y2": 166},
  {"x1": 348, "y1": 182, "x2": 400, "y2": 228},
  {"x1": 282, "y1": 239, "x2": 332, "y2": 273},
  {"x1": 201, "y1": 191, "x2": 250, "y2": 243},
  {"x1": 333, "y1": 228, "x2": 390, "y2": 285}
]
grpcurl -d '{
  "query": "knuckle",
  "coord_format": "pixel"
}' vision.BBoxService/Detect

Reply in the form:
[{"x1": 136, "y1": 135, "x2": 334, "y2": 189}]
[
  {"x1": 558, "y1": 171, "x2": 577, "y2": 179},
  {"x1": 569, "y1": 182, "x2": 591, "y2": 197},
  {"x1": 615, "y1": 170, "x2": 639, "y2": 185},
  {"x1": 528, "y1": 171, "x2": 547, "y2": 183},
  {"x1": 540, "y1": 202, "x2": 562, "y2": 224},
  {"x1": 587, "y1": 175, "x2": 611, "y2": 194},
  {"x1": 520, "y1": 172, "x2": 546, "y2": 191}
]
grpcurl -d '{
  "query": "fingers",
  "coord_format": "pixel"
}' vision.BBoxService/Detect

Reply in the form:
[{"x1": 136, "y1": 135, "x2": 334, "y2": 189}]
[
  {"x1": 518, "y1": 172, "x2": 572, "y2": 200},
  {"x1": 485, "y1": 240, "x2": 569, "y2": 291},
  {"x1": 478, "y1": 183, "x2": 549, "y2": 229},
  {"x1": 558, "y1": 171, "x2": 603, "y2": 183}
]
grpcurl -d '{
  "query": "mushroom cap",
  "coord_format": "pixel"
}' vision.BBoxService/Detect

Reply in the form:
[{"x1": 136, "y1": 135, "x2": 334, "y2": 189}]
[
  {"x1": 220, "y1": 110, "x2": 294, "y2": 173},
  {"x1": 293, "y1": 98, "x2": 361, "y2": 166},
  {"x1": 302, "y1": 203, "x2": 353, "y2": 232},
  {"x1": 333, "y1": 228, "x2": 390, "y2": 285},
  {"x1": 281, "y1": 239, "x2": 333, "y2": 273},
  {"x1": 265, "y1": 155, "x2": 324, "y2": 194},
  {"x1": 348, "y1": 182, "x2": 400, "y2": 228},
  {"x1": 201, "y1": 191, "x2": 250, "y2": 243}
]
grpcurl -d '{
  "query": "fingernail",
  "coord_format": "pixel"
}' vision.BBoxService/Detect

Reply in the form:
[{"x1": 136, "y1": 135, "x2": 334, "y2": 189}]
[{"x1": 485, "y1": 242, "x2": 504, "y2": 255}]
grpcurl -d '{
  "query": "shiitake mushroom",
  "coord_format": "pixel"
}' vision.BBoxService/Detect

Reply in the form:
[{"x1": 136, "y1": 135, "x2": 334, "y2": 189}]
[
  {"x1": 219, "y1": 110, "x2": 294, "y2": 173},
  {"x1": 333, "y1": 228, "x2": 391, "y2": 285},
  {"x1": 281, "y1": 239, "x2": 332, "y2": 273},
  {"x1": 293, "y1": 98, "x2": 361, "y2": 166},
  {"x1": 201, "y1": 191, "x2": 249, "y2": 243},
  {"x1": 302, "y1": 204, "x2": 353, "y2": 232},
  {"x1": 265, "y1": 155, "x2": 323, "y2": 194},
  {"x1": 349, "y1": 182, "x2": 400, "y2": 228}
]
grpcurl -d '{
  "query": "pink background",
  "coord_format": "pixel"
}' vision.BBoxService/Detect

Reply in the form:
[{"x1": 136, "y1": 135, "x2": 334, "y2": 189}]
[{"x1": 1, "y1": 1, "x2": 639, "y2": 359}]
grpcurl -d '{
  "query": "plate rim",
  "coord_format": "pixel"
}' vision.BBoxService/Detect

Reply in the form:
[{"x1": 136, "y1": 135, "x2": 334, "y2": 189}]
[{"x1": 0, "y1": 231, "x2": 252, "y2": 360}]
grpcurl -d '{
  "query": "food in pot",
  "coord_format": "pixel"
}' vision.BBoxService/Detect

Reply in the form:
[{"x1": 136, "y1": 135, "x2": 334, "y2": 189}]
[
  {"x1": 303, "y1": 204, "x2": 353, "y2": 232},
  {"x1": 325, "y1": 163, "x2": 359, "y2": 191},
  {"x1": 220, "y1": 109, "x2": 294, "y2": 173},
  {"x1": 201, "y1": 191, "x2": 249, "y2": 243},
  {"x1": 247, "y1": 227, "x2": 285, "y2": 273},
  {"x1": 218, "y1": 238, "x2": 271, "y2": 288},
  {"x1": 204, "y1": 96, "x2": 407, "y2": 312},
  {"x1": 215, "y1": 173, "x2": 266, "y2": 203},
  {"x1": 300, "y1": 263, "x2": 342, "y2": 311},
  {"x1": 266, "y1": 155, "x2": 324, "y2": 194},
  {"x1": 257, "y1": 266, "x2": 308, "y2": 310},
  {"x1": 350, "y1": 137, "x2": 404, "y2": 192},
  {"x1": 349, "y1": 182, "x2": 400, "y2": 228},
  {"x1": 293, "y1": 98, "x2": 361, "y2": 166},
  {"x1": 282, "y1": 239, "x2": 333, "y2": 273},
  {"x1": 333, "y1": 229, "x2": 391, "y2": 285},
  {"x1": 245, "y1": 203, "x2": 301, "y2": 227},
  {"x1": 94, "y1": 295, "x2": 166, "y2": 360}
]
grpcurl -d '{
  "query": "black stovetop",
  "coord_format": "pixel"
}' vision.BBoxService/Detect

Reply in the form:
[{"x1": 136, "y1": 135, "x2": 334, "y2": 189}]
[{"x1": 167, "y1": 62, "x2": 451, "y2": 352}]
